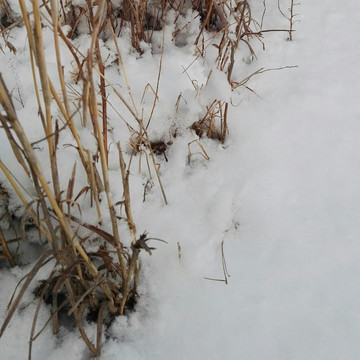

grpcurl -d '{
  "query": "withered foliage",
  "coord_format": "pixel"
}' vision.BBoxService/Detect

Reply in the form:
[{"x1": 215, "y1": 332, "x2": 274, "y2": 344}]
[{"x1": 0, "y1": 0, "x2": 281, "y2": 357}]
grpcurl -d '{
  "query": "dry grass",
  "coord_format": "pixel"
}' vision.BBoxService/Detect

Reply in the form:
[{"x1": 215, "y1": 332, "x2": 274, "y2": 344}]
[
  {"x1": 0, "y1": 0, "x2": 157, "y2": 357},
  {"x1": 189, "y1": 0, "x2": 264, "y2": 143},
  {"x1": 0, "y1": 0, "x2": 283, "y2": 357}
]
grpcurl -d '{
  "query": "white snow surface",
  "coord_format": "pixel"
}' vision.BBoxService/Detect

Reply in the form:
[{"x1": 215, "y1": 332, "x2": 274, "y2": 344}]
[{"x1": 1, "y1": 1, "x2": 360, "y2": 359}]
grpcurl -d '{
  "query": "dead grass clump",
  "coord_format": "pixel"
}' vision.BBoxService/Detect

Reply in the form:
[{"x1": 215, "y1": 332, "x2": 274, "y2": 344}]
[
  {"x1": 0, "y1": 0, "x2": 16, "y2": 29},
  {"x1": 189, "y1": 0, "x2": 262, "y2": 143},
  {"x1": 191, "y1": 100, "x2": 228, "y2": 142},
  {"x1": 0, "y1": 65, "x2": 149, "y2": 356},
  {"x1": 0, "y1": 0, "x2": 162, "y2": 357}
]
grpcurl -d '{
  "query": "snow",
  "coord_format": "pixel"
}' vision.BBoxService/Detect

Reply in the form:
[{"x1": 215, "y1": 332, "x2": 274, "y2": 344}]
[{"x1": 1, "y1": 1, "x2": 360, "y2": 359}]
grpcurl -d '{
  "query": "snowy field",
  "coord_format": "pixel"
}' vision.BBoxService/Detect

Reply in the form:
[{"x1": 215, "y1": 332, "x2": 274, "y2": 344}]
[{"x1": 1, "y1": 1, "x2": 360, "y2": 359}]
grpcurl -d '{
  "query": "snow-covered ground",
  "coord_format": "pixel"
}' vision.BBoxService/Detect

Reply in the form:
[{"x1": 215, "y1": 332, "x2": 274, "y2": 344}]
[{"x1": 1, "y1": 1, "x2": 360, "y2": 359}]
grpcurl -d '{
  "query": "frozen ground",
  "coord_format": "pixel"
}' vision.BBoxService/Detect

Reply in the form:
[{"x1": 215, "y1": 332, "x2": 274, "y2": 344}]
[{"x1": 1, "y1": 1, "x2": 360, "y2": 359}]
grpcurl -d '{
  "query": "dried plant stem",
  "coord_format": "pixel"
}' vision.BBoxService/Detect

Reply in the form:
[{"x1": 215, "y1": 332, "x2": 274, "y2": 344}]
[
  {"x1": 108, "y1": 23, "x2": 139, "y2": 117},
  {"x1": 0, "y1": 0, "x2": 282, "y2": 355},
  {"x1": 0, "y1": 250, "x2": 53, "y2": 337},
  {"x1": 96, "y1": 41, "x2": 108, "y2": 164},
  {"x1": 95, "y1": 67, "x2": 141, "y2": 123},
  {"x1": 86, "y1": 1, "x2": 127, "y2": 281},
  {"x1": 32, "y1": 0, "x2": 61, "y2": 204},
  {"x1": 48, "y1": 80, "x2": 104, "y2": 193},
  {"x1": 86, "y1": 150, "x2": 103, "y2": 223},
  {"x1": 261, "y1": 0, "x2": 267, "y2": 28},
  {"x1": 0, "y1": 75, "x2": 98, "y2": 278},
  {"x1": 289, "y1": 0, "x2": 295, "y2": 41},
  {"x1": 87, "y1": 0, "x2": 109, "y2": 164},
  {"x1": 0, "y1": 159, "x2": 52, "y2": 243},
  {"x1": 278, "y1": 0, "x2": 296, "y2": 40},
  {"x1": 119, "y1": 246, "x2": 140, "y2": 315},
  {"x1": 145, "y1": 7, "x2": 167, "y2": 130},
  {"x1": 0, "y1": 227, "x2": 15, "y2": 266},
  {"x1": 49, "y1": 0, "x2": 70, "y2": 114},
  {"x1": 143, "y1": 130, "x2": 168, "y2": 205},
  {"x1": 29, "y1": 268, "x2": 57, "y2": 360},
  {"x1": 0, "y1": 117, "x2": 30, "y2": 177},
  {"x1": 118, "y1": 142, "x2": 137, "y2": 244},
  {"x1": 18, "y1": 0, "x2": 44, "y2": 127}
]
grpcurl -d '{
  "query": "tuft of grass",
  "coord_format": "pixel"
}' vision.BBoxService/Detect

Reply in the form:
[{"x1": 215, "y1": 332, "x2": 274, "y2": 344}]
[{"x1": 0, "y1": 0, "x2": 157, "y2": 357}]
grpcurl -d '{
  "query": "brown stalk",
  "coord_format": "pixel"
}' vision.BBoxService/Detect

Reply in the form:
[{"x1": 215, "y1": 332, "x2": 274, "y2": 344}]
[
  {"x1": 56, "y1": 25, "x2": 85, "y2": 82},
  {"x1": 108, "y1": 22, "x2": 138, "y2": 116},
  {"x1": 96, "y1": 301, "x2": 108, "y2": 356},
  {"x1": 66, "y1": 214, "x2": 118, "y2": 248},
  {"x1": 261, "y1": 0, "x2": 267, "y2": 28},
  {"x1": 0, "y1": 159, "x2": 52, "y2": 243},
  {"x1": 0, "y1": 250, "x2": 53, "y2": 337},
  {"x1": 0, "y1": 75, "x2": 99, "y2": 280},
  {"x1": 144, "y1": 131, "x2": 168, "y2": 205},
  {"x1": 211, "y1": 1, "x2": 229, "y2": 29},
  {"x1": 119, "y1": 246, "x2": 140, "y2": 315},
  {"x1": 289, "y1": 0, "x2": 295, "y2": 41},
  {"x1": 221, "y1": 102, "x2": 228, "y2": 143},
  {"x1": 86, "y1": 150, "x2": 103, "y2": 223},
  {"x1": 48, "y1": 80, "x2": 105, "y2": 193},
  {"x1": 49, "y1": 0, "x2": 70, "y2": 114},
  {"x1": 30, "y1": 296, "x2": 70, "y2": 340},
  {"x1": 86, "y1": 0, "x2": 127, "y2": 281},
  {"x1": 28, "y1": 267, "x2": 57, "y2": 360},
  {"x1": 0, "y1": 83, "x2": 60, "y2": 252},
  {"x1": 97, "y1": 71, "x2": 141, "y2": 123},
  {"x1": 0, "y1": 109, "x2": 30, "y2": 178},
  {"x1": 118, "y1": 142, "x2": 137, "y2": 244},
  {"x1": 96, "y1": 40, "x2": 108, "y2": 164},
  {"x1": 66, "y1": 163, "x2": 77, "y2": 217},
  {"x1": 0, "y1": 227, "x2": 15, "y2": 266},
  {"x1": 145, "y1": 4, "x2": 167, "y2": 130},
  {"x1": 278, "y1": 0, "x2": 297, "y2": 41},
  {"x1": 85, "y1": 0, "x2": 109, "y2": 164},
  {"x1": 75, "y1": 298, "x2": 97, "y2": 355},
  {"x1": 187, "y1": 139, "x2": 210, "y2": 164},
  {"x1": 32, "y1": 0, "x2": 61, "y2": 205}
]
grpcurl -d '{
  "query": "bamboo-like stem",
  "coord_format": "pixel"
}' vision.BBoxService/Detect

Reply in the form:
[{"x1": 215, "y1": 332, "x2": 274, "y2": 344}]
[
  {"x1": 49, "y1": 0, "x2": 70, "y2": 114},
  {"x1": 48, "y1": 80, "x2": 105, "y2": 193},
  {"x1": 86, "y1": 0, "x2": 127, "y2": 281},
  {"x1": 32, "y1": 0, "x2": 61, "y2": 205},
  {"x1": 18, "y1": 0, "x2": 45, "y2": 129},
  {"x1": 95, "y1": 40, "x2": 108, "y2": 164}
]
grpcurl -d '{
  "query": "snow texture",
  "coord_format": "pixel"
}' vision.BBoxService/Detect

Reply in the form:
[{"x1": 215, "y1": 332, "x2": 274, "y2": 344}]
[{"x1": 1, "y1": 1, "x2": 360, "y2": 359}]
